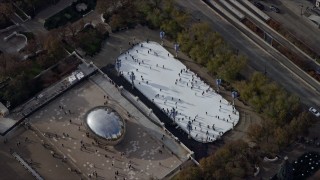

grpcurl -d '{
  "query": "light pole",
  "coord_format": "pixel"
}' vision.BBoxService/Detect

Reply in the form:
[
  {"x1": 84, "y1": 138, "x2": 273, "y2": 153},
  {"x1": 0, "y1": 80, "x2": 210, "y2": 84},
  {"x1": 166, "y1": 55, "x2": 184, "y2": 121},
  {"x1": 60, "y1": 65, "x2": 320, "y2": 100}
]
[
  {"x1": 119, "y1": 46, "x2": 123, "y2": 54},
  {"x1": 160, "y1": 31, "x2": 165, "y2": 46},
  {"x1": 130, "y1": 72, "x2": 135, "y2": 89},
  {"x1": 231, "y1": 91, "x2": 238, "y2": 106},
  {"x1": 116, "y1": 59, "x2": 121, "y2": 76},
  {"x1": 216, "y1": 78, "x2": 222, "y2": 93},
  {"x1": 187, "y1": 121, "x2": 192, "y2": 139},
  {"x1": 299, "y1": 4, "x2": 304, "y2": 16},
  {"x1": 174, "y1": 43, "x2": 179, "y2": 57}
]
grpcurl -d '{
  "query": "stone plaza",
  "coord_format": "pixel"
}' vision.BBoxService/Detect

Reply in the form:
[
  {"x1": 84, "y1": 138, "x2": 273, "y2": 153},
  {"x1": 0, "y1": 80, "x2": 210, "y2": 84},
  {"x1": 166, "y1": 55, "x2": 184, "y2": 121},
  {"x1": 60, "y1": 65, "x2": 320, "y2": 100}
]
[{"x1": 0, "y1": 72, "x2": 190, "y2": 179}]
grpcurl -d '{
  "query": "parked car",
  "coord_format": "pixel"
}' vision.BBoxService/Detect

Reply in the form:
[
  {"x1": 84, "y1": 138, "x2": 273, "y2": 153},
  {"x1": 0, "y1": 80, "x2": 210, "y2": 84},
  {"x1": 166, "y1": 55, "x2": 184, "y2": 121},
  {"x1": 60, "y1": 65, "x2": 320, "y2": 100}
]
[
  {"x1": 253, "y1": 2, "x2": 264, "y2": 10},
  {"x1": 270, "y1": 5, "x2": 280, "y2": 13},
  {"x1": 309, "y1": 107, "x2": 320, "y2": 117}
]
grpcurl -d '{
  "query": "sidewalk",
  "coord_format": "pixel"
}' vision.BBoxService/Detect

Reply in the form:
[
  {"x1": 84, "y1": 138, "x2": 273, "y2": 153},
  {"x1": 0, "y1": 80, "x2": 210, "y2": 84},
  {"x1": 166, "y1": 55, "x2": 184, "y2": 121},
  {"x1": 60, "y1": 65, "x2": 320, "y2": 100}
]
[{"x1": 89, "y1": 73, "x2": 191, "y2": 161}]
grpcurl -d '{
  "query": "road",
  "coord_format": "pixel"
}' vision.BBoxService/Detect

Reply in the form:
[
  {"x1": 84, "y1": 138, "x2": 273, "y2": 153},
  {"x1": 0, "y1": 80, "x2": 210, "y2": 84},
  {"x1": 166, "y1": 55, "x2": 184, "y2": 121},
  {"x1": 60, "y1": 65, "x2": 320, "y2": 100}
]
[
  {"x1": 229, "y1": 0, "x2": 320, "y2": 69},
  {"x1": 175, "y1": 0, "x2": 320, "y2": 108},
  {"x1": 261, "y1": 0, "x2": 320, "y2": 57}
]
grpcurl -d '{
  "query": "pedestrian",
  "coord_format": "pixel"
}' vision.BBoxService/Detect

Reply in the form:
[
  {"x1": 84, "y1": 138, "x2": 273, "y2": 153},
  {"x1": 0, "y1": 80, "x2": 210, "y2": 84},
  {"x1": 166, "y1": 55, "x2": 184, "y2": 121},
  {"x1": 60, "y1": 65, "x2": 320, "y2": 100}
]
[{"x1": 62, "y1": 143, "x2": 64, "y2": 147}]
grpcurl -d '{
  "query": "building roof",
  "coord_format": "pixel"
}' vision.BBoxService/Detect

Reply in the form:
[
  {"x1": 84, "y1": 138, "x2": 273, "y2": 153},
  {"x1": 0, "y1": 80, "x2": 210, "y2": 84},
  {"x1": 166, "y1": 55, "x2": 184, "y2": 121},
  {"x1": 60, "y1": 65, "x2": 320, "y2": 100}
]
[
  {"x1": 0, "y1": 102, "x2": 8, "y2": 115},
  {"x1": 308, "y1": 14, "x2": 320, "y2": 25}
]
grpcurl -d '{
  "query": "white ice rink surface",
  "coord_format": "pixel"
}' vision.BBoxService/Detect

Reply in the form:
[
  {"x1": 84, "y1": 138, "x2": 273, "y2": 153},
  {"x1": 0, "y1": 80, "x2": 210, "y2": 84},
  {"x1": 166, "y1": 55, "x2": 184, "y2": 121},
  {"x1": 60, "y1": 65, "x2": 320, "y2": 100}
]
[{"x1": 117, "y1": 41, "x2": 239, "y2": 143}]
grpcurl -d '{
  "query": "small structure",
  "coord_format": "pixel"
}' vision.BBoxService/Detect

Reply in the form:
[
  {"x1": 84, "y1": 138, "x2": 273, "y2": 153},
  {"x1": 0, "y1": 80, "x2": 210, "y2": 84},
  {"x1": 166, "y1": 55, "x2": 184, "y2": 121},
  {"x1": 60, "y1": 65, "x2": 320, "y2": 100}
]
[
  {"x1": 0, "y1": 102, "x2": 9, "y2": 117},
  {"x1": 76, "y1": 3, "x2": 88, "y2": 12},
  {"x1": 277, "y1": 156, "x2": 293, "y2": 180},
  {"x1": 84, "y1": 106, "x2": 126, "y2": 145},
  {"x1": 308, "y1": 14, "x2": 320, "y2": 28}
]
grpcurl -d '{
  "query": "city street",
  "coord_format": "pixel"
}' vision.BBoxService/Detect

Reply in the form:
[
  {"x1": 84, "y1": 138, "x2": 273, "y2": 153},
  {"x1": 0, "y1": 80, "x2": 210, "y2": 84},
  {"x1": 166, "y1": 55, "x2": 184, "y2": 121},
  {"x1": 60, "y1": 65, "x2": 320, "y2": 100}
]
[
  {"x1": 262, "y1": 0, "x2": 320, "y2": 56},
  {"x1": 175, "y1": 0, "x2": 320, "y2": 108}
]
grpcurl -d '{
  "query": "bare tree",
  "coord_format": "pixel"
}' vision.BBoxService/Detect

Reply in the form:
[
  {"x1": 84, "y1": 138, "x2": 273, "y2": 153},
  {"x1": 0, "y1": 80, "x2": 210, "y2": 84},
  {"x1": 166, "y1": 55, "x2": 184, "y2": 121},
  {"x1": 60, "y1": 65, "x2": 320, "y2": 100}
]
[
  {"x1": 95, "y1": 23, "x2": 107, "y2": 34},
  {"x1": 0, "y1": 3, "x2": 14, "y2": 17},
  {"x1": 0, "y1": 53, "x2": 21, "y2": 77},
  {"x1": 67, "y1": 23, "x2": 77, "y2": 37},
  {"x1": 24, "y1": 39, "x2": 38, "y2": 55},
  {"x1": 56, "y1": 26, "x2": 68, "y2": 39},
  {"x1": 78, "y1": 19, "x2": 85, "y2": 31}
]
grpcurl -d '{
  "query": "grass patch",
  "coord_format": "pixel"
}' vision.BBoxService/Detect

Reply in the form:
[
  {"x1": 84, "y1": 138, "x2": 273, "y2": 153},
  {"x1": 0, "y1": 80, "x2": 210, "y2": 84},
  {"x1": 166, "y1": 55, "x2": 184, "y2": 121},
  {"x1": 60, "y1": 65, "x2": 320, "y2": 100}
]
[
  {"x1": 18, "y1": 31, "x2": 35, "y2": 40},
  {"x1": 12, "y1": 0, "x2": 60, "y2": 18},
  {"x1": 44, "y1": 0, "x2": 96, "y2": 30},
  {"x1": 0, "y1": 14, "x2": 14, "y2": 29}
]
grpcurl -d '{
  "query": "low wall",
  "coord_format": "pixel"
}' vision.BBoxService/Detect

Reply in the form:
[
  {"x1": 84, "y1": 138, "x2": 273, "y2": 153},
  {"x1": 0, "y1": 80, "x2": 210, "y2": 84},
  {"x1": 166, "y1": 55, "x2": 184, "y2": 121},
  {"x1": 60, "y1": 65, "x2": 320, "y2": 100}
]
[{"x1": 0, "y1": 24, "x2": 19, "y2": 33}]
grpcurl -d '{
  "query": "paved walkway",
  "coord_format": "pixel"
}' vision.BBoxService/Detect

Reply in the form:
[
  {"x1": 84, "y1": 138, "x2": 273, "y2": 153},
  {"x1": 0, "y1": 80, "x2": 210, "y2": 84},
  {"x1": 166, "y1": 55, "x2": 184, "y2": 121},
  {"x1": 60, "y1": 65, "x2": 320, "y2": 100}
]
[
  {"x1": 27, "y1": 79, "x2": 184, "y2": 179},
  {"x1": 90, "y1": 73, "x2": 191, "y2": 161},
  {"x1": 21, "y1": 0, "x2": 74, "y2": 35},
  {"x1": 0, "y1": 26, "x2": 26, "y2": 54}
]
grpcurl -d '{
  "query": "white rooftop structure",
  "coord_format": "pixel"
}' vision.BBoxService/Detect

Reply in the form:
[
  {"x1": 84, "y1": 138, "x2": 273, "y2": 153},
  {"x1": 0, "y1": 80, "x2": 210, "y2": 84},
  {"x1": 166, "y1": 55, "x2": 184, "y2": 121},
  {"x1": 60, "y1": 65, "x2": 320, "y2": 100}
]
[
  {"x1": 67, "y1": 71, "x2": 85, "y2": 84},
  {"x1": 116, "y1": 41, "x2": 240, "y2": 143},
  {"x1": 0, "y1": 102, "x2": 9, "y2": 117},
  {"x1": 308, "y1": 14, "x2": 320, "y2": 27}
]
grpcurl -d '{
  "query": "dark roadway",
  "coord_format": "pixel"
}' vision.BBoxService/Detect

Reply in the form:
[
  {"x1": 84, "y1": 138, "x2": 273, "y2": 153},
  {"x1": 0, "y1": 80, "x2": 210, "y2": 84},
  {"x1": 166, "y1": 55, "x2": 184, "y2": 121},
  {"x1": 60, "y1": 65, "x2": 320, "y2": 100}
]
[{"x1": 175, "y1": 0, "x2": 320, "y2": 108}]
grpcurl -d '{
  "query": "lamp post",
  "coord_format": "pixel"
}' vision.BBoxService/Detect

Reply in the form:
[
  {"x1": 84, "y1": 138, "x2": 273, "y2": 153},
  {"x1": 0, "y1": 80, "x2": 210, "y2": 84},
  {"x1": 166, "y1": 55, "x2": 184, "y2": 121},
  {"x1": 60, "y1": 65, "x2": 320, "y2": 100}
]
[
  {"x1": 187, "y1": 121, "x2": 192, "y2": 139},
  {"x1": 160, "y1": 31, "x2": 165, "y2": 46},
  {"x1": 130, "y1": 72, "x2": 135, "y2": 89},
  {"x1": 119, "y1": 46, "x2": 123, "y2": 54},
  {"x1": 216, "y1": 78, "x2": 222, "y2": 93},
  {"x1": 116, "y1": 59, "x2": 121, "y2": 76},
  {"x1": 174, "y1": 43, "x2": 179, "y2": 57},
  {"x1": 231, "y1": 91, "x2": 238, "y2": 106},
  {"x1": 299, "y1": 4, "x2": 304, "y2": 16}
]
